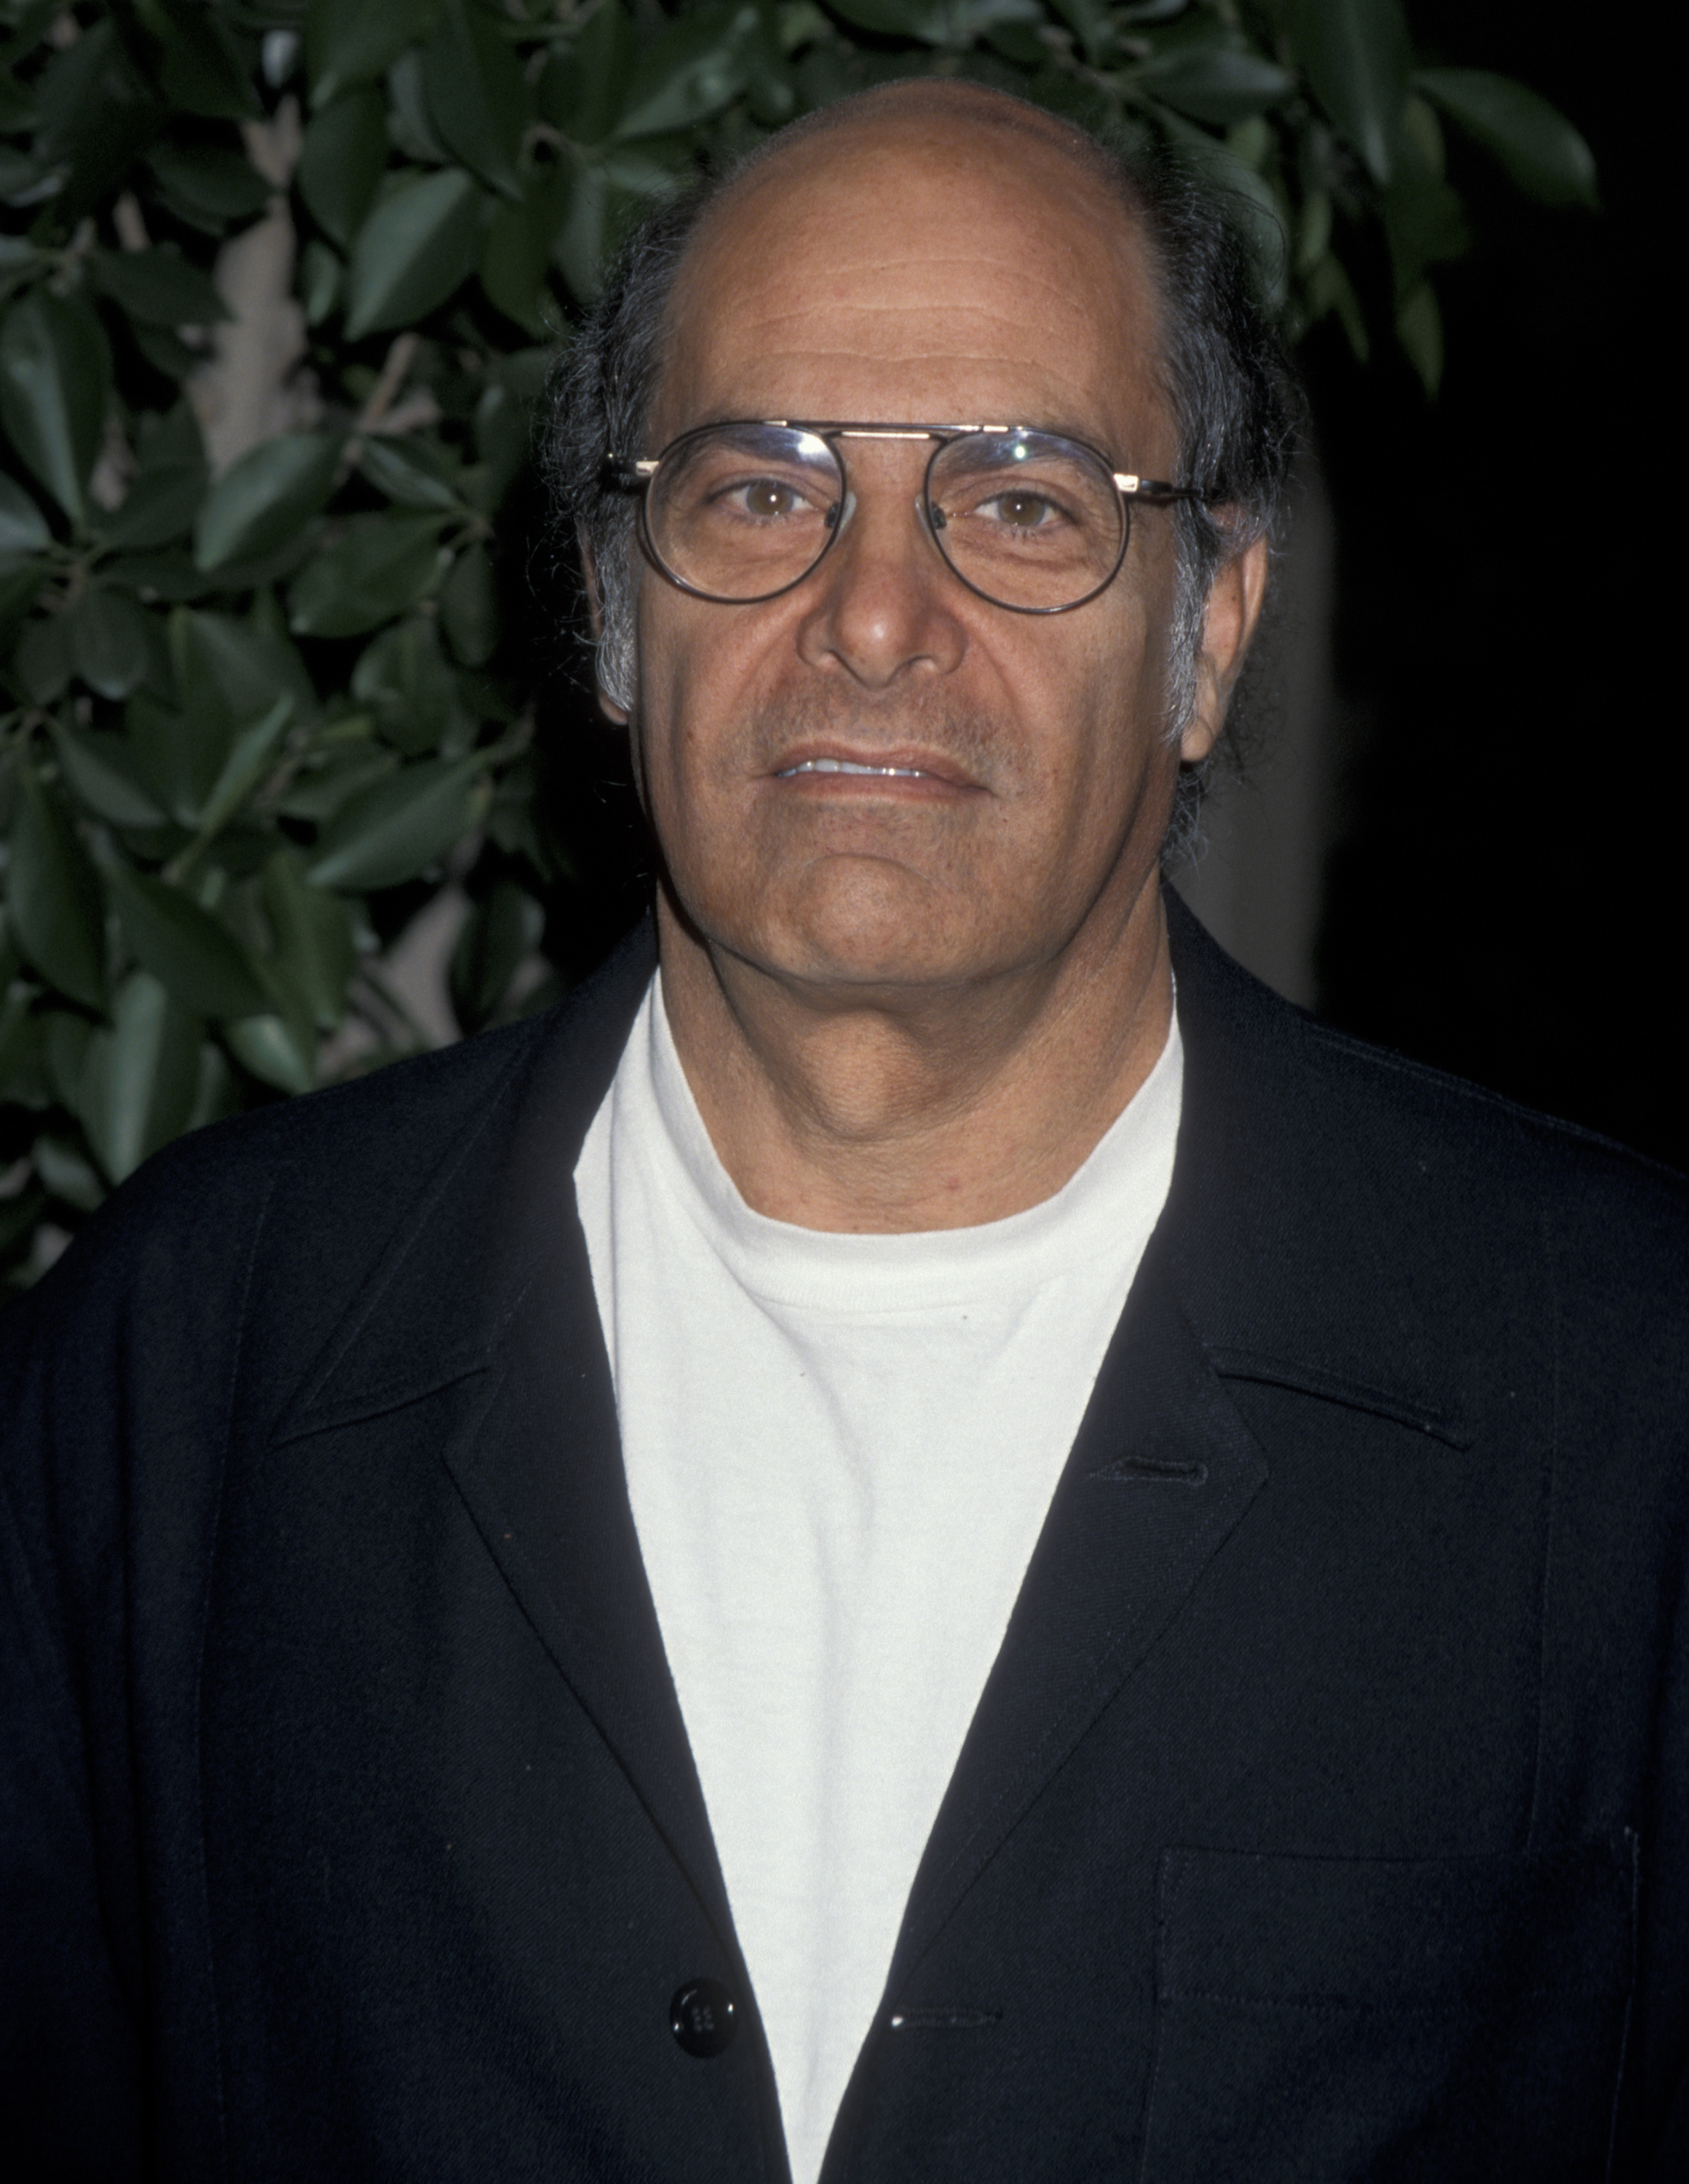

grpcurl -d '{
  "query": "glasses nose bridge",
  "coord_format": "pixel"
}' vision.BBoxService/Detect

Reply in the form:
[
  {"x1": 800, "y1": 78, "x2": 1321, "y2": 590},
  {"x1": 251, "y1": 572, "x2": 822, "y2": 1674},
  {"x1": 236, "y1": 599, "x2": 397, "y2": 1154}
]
[{"x1": 822, "y1": 427, "x2": 947, "y2": 560}]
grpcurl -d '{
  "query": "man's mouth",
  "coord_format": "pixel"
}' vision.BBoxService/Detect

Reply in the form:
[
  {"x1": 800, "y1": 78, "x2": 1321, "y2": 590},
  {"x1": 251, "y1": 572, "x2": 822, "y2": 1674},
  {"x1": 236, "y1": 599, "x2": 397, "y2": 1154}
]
[{"x1": 777, "y1": 757, "x2": 933, "y2": 779}]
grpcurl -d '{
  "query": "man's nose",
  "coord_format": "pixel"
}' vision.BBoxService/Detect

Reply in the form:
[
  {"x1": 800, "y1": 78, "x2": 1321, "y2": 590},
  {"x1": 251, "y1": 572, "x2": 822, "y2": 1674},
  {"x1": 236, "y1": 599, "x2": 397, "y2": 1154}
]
[{"x1": 792, "y1": 474, "x2": 968, "y2": 689}]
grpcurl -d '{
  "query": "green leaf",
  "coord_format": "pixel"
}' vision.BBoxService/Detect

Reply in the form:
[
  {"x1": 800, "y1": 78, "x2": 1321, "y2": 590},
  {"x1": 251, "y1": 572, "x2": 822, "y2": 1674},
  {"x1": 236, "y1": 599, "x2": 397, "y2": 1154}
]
[
  {"x1": 78, "y1": 968, "x2": 202, "y2": 1183},
  {"x1": 1291, "y1": 0, "x2": 1412, "y2": 186},
  {"x1": 171, "y1": 606, "x2": 317, "y2": 739},
  {"x1": 1044, "y1": 0, "x2": 1112, "y2": 66},
  {"x1": 33, "y1": 20, "x2": 164, "y2": 223},
  {"x1": 0, "y1": 74, "x2": 36, "y2": 132},
  {"x1": 1396, "y1": 280, "x2": 1442, "y2": 395},
  {"x1": 1382, "y1": 151, "x2": 1468, "y2": 300},
  {"x1": 351, "y1": 614, "x2": 461, "y2": 753},
  {"x1": 276, "y1": 740, "x2": 397, "y2": 823},
  {"x1": 7, "y1": 767, "x2": 106, "y2": 1010},
  {"x1": 1304, "y1": 249, "x2": 1369, "y2": 361},
  {"x1": 30, "y1": 19, "x2": 116, "y2": 162},
  {"x1": 823, "y1": 0, "x2": 949, "y2": 41},
  {"x1": 472, "y1": 376, "x2": 534, "y2": 504},
  {"x1": 298, "y1": 86, "x2": 390, "y2": 247},
  {"x1": 130, "y1": 325, "x2": 200, "y2": 383},
  {"x1": 357, "y1": 435, "x2": 462, "y2": 510},
  {"x1": 344, "y1": 167, "x2": 483, "y2": 339},
  {"x1": 136, "y1": 391, "x2": 209, "y2": 475},
  {"x1": 261, "y1": 847, "x2": 355, "y2": 1031},
  {"x1": 0, "y1": 987, "x2": 51, "y2": 1110},
  {"x1": 33, "y1": 1133, "x2": 103, "y2": 1213},
  {"x1": 146, "y1": 142, "x2": 272, "y2": 230},
  {"x1": 537, "y1": 4, "x2": 638, "y2": 148},
  {"x1": 480, "y1": 190, "x2": 555, "y2": 336},
  {"x1": 449, "y1": 877, "x2": 542, "y2": 1032},
  {"x1": 1296, "y1": 186, "x2": 1332, "y2": 275},
  {"x1": 439, "y1": 541, "x2": 499, "y2": 665},
  {"x1": 288, "y1": 512, "x2": 448, "y2": 636},
  {"x1": 547, "y1": 154, "x2": 607, "y2": 304},
  {"x1": 101, "y1": 414, "x2": 210, "y2": 551},
  {"x1": 67, "y1": 585, "x2": 151, "y2": 700},
  {"x1": 14, "y1": 612, "x2": 70, "y2": 703},
  {"x1": 306, "y1": 753, "x2": 487, "y2": 889},
  {"x1": 44, "y1": 1010, "x2": 92, "y2": 1111},
  {"x1": 107, "y1": 865, "x2": 273, "y2": 1021},
  {"x1": 193, "y1": 430, "x2": 342, "y2": 572},
  {"x1": 612, "y1": 4, "x2": 761, "y2": 139},
  {"x1": 50, "y1": 722, "x2": 167, "y2": 828},
  {"x1": 422, "y1": 0, "x2": 529, "y2": 201},
  {"x1": 1414, "y1": 69, "x2": 1597, "y2": 210},
  {"x1": 185, "y1": 692, "x2": 293, "y2": 849},
  {"x1": 225, "y1": 1010, "x2": 315, "y2": 1094},
  {"x1": 0, "y1": 236, "x2": 41, "y2": 304},
  {"x1": 307, "y1": 0, "x2": 440, "y2": 106},
  {"x1": 131, "y1": 0, "x2": 260, "y2": 122},
  {"x1": 90, "y1": 245, "x2": 229, "y2": 329},
  {"x1": 0, "y1": 290, "x2": 112, "y2": 526},
  {"x1": 0, "y1": 472, "x2": 50, "y2": 555},
  {"x1": 1147, "y1": 50, "x2": 1297, "y2": 127},
  {"x1": 385, "y1": 47, "x2": 451, "y2": 163},
  {"x1": 0, "y1": 555, "x2": 46, "y2": 641},
  {"x1": 0, "y1": 146, "x2": 53, "y2": 201},
  {"x1": 127, "y1": 688, "x2": 226, "y2": 826},
  {"x1": 299, "y1": 238, "x2": 344, "y2": 327}
]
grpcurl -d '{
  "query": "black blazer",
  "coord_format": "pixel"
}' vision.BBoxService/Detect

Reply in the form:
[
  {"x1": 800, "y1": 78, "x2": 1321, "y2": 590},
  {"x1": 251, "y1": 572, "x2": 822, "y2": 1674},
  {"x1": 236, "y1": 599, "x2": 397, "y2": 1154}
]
[{"x1": 3, "y1": 896, "x2": 1686, "y2": 2183}]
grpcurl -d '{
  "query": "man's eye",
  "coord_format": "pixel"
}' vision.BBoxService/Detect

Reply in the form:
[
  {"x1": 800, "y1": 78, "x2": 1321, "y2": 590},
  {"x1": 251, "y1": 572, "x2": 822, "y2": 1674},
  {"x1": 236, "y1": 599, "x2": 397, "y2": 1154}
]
[
  {"x1": 978, "y1": 489, "x2": 1061, "y2": 530},
  {"x1": 734, "y1": 478, "x2": 804, "y2": 519}
]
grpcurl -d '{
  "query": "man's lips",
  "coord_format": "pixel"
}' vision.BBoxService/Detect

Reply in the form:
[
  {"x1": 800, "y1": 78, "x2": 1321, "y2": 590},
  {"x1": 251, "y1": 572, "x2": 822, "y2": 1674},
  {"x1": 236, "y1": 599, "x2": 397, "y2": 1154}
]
[
  {"x1": 780, "y1": 756, "x2": 926, "y2": 778},
  {"x1": 768, "y1": 745, "x2": 977, "y2": 790}
]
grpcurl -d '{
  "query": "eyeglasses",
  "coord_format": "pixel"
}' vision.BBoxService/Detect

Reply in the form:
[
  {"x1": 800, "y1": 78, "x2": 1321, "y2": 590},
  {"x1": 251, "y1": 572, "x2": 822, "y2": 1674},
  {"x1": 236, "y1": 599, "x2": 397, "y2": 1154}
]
[{"x1": 604, "y1": 421, "x2": 1208, "y2": 616}]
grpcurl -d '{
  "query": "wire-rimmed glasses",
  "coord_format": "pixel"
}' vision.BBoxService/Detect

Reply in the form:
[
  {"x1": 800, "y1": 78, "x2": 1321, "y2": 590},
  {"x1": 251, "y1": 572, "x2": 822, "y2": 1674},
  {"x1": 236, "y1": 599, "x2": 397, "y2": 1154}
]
[{"x1": 605, "y1": 421, "x2": 1208, "y2": 616}]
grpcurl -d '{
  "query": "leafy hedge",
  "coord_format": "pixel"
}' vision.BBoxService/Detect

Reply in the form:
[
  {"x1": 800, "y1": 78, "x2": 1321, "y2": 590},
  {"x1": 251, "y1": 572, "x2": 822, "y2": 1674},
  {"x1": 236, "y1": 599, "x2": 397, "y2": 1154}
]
[{"x1": 0, "y1": 0, "x2": 1594, "y2": 1286}]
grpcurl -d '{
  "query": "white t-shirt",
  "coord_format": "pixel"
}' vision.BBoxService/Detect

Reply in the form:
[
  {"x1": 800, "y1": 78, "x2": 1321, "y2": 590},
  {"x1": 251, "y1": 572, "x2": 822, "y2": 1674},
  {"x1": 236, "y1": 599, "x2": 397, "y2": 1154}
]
[{"x1": 574, "y1": 978, "x2": 1182, "y2": 2184}]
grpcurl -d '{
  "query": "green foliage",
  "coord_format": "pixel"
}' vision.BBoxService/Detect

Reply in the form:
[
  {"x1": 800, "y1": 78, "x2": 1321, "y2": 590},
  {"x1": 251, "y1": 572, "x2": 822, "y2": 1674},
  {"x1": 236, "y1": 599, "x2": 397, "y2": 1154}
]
[{"x1": 0, "y1": 0, "x2": 1597, "y2": 1287}]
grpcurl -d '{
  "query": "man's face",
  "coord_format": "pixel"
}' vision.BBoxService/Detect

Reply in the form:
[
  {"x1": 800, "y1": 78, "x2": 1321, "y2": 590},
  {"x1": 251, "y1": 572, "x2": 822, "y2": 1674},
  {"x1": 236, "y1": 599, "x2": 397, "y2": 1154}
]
[{"x1": 620, "y1": 105, "x2": 1210, "y2": 1002}]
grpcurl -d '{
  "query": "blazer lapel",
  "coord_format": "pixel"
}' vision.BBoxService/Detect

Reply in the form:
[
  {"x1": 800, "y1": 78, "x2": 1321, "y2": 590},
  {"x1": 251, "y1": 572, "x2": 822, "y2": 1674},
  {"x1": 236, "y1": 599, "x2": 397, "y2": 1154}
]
[
  {"x1": 886, "y1": 1235, "x2": 1267, "y2": 1987},
  {"x1": 438, "y1": 1207, "x2": 740, "y2": 1952},
  {"x1": 275, "y1": 922, "x2": 740, "y2": 1950}
]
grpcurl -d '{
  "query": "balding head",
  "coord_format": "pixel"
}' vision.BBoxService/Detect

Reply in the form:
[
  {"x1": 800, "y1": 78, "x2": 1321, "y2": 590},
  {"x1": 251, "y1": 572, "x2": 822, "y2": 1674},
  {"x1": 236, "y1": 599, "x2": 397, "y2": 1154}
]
[
  {"x1": 650, "y1": 87, "x2": 1168, "y2": 468},
  {"x1": 658, "y1": 81, "x2": 1168, "y2": 441},
  {"x1": 710, "y1": 74, "x2": 1121, "y2": 186}
]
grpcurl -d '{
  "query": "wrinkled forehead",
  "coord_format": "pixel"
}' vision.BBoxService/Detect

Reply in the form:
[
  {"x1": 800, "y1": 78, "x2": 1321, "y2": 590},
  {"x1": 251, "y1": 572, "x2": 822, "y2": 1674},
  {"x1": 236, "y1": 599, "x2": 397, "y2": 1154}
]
[{"x1": 651, "y1": 95, "x2": 1171, "y2": 460}]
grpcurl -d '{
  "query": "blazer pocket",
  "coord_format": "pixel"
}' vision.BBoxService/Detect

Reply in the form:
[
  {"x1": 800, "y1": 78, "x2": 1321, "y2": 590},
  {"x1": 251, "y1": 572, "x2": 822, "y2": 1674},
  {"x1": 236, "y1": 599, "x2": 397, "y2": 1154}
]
[{"x1": 1139, "y1": 1839, "x2": 1635, "y2": 2184}]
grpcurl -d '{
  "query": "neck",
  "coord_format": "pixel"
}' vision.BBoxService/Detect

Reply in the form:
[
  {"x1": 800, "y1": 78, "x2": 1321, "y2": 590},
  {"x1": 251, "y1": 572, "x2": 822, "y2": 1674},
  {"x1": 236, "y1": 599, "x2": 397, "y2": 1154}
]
[{"x1": 654, "y1": 877, "x2": 1174, "y2": 1233}]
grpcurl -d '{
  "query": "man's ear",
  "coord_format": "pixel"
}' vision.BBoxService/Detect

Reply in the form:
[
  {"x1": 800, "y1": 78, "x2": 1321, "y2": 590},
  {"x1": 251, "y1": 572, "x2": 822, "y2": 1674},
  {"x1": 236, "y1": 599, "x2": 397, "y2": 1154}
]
[
  {"x1": 577, "y1": 525, "x2": 630, "y2": 726},
  {"x1": 1179, "y1": 528, "x2": 1270, "y2": 767}
]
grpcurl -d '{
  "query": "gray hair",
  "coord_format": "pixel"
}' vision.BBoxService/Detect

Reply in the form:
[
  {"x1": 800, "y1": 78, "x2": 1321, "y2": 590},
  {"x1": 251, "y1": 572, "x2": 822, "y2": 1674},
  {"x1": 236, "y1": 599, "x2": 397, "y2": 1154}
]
[{"x1": 540, "y1": 88, "x2": 1304, "y2": 860}]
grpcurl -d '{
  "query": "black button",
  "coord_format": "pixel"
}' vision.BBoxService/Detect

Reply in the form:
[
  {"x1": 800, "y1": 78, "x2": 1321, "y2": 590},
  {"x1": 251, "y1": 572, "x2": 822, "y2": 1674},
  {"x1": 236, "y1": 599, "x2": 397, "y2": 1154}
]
[{"x1": 671, "y1": 1978, "x2": 737, "y2": 2057}]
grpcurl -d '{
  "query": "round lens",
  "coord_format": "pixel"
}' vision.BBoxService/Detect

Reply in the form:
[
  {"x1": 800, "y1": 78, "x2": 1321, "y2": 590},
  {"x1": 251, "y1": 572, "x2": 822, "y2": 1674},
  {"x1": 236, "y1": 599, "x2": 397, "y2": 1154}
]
[
  {"x1": 645, "y1": 425, "x2": 844, "y2": 602},
  {"x1": 927, "y1": 431, "x2": 1126, "y2": 612}
]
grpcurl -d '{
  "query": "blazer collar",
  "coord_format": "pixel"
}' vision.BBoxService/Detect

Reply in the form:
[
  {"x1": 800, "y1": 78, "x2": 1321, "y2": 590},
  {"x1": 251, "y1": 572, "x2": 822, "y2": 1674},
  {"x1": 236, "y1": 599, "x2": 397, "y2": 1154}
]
[
  {"x1": 884, "y1": 890, "x2": 1463, "y2": 1985},
  {"x1": 271, "y1": 920, "x2": 745, "y2": 1955}
]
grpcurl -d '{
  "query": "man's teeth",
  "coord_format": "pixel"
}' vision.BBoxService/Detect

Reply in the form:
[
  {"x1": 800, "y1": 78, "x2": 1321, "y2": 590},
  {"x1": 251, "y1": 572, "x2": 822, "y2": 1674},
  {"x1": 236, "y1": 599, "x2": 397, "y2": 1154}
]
[{"x1": 780, "y1": 758, "x2": 927, "y2": 777}]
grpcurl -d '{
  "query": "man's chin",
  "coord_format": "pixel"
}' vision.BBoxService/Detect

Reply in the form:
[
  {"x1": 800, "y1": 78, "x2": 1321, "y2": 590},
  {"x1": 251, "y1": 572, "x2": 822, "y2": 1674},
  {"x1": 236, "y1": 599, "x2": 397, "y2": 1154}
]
[{"x1": 700, "y1": 865, "x2": 986, "y2": 995}]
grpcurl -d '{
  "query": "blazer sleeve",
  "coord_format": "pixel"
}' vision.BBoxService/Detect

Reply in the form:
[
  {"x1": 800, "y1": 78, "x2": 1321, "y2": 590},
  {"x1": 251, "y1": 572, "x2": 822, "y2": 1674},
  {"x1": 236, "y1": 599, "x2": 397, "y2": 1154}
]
[{"x1": 1, "y1": 1272, "x2": 146, "y2": 2183}]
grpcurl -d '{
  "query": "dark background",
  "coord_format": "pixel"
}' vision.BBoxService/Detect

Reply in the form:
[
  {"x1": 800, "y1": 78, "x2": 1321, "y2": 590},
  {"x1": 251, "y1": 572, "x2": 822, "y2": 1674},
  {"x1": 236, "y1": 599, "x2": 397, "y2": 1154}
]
[{"x1": 1308, "y1": 0, "x2": 1683, "y2": 1171}]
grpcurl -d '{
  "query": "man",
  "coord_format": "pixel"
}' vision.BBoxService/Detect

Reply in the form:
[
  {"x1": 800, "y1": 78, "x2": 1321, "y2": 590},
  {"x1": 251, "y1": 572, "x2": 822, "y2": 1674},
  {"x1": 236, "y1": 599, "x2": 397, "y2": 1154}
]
[{"x1": 2, "y1": 79, "x2": 1685, "y2": 2183}]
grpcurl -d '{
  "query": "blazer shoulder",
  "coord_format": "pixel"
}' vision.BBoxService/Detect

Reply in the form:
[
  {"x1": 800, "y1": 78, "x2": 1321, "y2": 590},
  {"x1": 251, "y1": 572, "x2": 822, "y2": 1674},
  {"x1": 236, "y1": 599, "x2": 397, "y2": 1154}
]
[
  {"x1": 1166, "y1": 895, "x2": 1689, "y2": 1409},
  {"x1": 1294, "y1": 1011, "x2": 1689, "y2": 1265},
  {"x1": 1, "y1": 918, "x2": 656, "y2": 1384}
]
